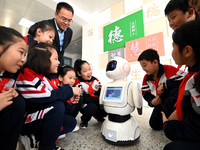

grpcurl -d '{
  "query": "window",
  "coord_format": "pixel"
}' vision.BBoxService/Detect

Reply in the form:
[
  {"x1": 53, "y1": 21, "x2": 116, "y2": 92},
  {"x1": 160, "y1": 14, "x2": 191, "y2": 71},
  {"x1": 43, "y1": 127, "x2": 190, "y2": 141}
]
[{"x1": 63, "y1": 56, "x2": 72, "y2": 66}]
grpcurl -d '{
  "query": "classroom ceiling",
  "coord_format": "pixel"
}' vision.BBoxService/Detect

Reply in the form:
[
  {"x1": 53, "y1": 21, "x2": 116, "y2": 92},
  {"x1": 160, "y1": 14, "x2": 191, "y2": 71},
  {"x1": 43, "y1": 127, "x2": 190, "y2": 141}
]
[{"x1": 0, "y1": 0, "x2": 122, "y2": 55}]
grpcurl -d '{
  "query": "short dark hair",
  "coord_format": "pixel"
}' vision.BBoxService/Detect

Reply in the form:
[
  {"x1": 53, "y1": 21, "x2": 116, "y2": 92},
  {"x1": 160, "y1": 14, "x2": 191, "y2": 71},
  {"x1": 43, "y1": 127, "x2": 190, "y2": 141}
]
[
  {"x1": 172, "y1": 19, "x2": 200, "y2": 61},
  {"x1": 0, "y1": 26, "x2": 25, "y2": 57},
  {"x1": 28, "y1": 21, "x2": 55, "y2": 38},
  {"x1": 74, "y1": 59, "x2": 89, "y2": 77},
  {"x1": 165, "y1": 0, "x2": 190, "y2": 16},
  {"x1": 138, "y1": 49, "x2": 160, "y2": 64},
  {"x1": 21, "y1": 42, "x2": 56, "y2": 76},
  {"x1": 58, "y1": 65, "x2": 75, "y2": 78},
  {"x1": 56, "y1": 2, "x2": 74, "y2": 15}
]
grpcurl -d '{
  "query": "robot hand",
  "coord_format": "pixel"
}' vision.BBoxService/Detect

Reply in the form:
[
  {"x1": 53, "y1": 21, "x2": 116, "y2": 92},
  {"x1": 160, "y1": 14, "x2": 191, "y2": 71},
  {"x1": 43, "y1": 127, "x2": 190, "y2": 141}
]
[{"x1": 131, "y1": 82, "x2": 143, "y2": 115}]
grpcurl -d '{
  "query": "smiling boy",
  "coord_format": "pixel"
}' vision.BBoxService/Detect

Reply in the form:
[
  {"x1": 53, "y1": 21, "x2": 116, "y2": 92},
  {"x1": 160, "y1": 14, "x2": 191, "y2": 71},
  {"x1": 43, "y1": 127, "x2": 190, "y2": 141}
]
[
  {"x1": 165, "y1": 0, "x2": 198, "y2": 30},
  {"x1": 138, "y1": 49, "x2": 186, "y2": 130}
]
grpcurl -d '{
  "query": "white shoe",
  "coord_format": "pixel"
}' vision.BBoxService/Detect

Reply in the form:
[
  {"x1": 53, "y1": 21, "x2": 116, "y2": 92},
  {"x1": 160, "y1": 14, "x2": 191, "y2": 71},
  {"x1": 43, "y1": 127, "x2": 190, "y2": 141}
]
[
  {"x1": 58, "y1": 134, "x2": 66, "y2": 140},
  {"x1": 72, "y1": 125, "x2": 79, "y2": 132},
  {"x1": 20, "y1": 134, "x2": 39, "y2": 150}
]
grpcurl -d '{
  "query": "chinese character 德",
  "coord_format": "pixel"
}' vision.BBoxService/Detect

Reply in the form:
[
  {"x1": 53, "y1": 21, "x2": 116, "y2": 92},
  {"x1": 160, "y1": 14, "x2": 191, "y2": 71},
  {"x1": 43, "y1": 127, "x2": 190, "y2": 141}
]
[
  {"x1": 108, "y1": 26, "x2": 124, "y2": 44},
  {"x1": 146, "y1": 3, "x2": 161, "y2": 18}
]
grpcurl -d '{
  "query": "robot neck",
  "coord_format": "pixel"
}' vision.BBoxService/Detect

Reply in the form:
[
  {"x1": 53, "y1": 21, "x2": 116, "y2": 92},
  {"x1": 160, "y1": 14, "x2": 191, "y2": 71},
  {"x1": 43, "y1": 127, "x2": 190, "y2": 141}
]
[{"x1": 113, "y1": 78, "x2": 126, "y2": 82}]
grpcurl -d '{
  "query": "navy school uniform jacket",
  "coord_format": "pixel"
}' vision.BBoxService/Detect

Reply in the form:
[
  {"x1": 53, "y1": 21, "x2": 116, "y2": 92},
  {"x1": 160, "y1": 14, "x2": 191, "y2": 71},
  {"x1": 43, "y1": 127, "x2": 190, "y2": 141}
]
[
  {"x1": 163, "y1": 62, "x2": 200, "y2": 141},
  {"x1": 142, "y1": 64, "x2": 186, "y2": 107},
  {"x1": 24, "y1": 35, "x2": 34, "y2": 46},
  {"x1": 74, "y1": 76, "x2": 101, "y2": 104},
  {"x1": 16, "y1": 67, "x2": 73, "y2": 111}
]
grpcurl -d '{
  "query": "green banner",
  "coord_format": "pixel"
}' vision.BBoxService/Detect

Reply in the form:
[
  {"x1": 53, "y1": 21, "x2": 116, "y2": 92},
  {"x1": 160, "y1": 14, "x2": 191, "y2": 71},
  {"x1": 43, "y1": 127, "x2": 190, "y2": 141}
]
[{"x1": 103, "y1": 10, "x2": 145, "y2": 52}]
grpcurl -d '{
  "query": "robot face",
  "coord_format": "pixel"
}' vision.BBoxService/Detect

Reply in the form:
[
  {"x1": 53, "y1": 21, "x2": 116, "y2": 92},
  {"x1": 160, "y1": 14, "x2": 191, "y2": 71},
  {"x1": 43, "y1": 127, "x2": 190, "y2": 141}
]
[
  {"x1": 106, "y1": 60, "x2": 117, "y2": 71},
  {"x1": 106, "y1": 57, "x2": 131, "y2": 79}
]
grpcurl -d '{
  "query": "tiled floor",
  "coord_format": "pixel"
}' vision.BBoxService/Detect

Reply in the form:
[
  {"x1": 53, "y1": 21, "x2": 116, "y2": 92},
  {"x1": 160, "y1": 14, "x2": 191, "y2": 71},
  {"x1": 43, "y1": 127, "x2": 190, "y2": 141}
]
[{"x1": 17, "y1": 106, "x2": 170, "y2": 150}]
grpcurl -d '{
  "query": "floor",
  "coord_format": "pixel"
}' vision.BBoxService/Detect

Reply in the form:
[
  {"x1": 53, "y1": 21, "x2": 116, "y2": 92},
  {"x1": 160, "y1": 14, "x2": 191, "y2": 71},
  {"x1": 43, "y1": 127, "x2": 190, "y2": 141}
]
[{"x1": 16, "y1": 106, "x2": 171, "y2": 150}]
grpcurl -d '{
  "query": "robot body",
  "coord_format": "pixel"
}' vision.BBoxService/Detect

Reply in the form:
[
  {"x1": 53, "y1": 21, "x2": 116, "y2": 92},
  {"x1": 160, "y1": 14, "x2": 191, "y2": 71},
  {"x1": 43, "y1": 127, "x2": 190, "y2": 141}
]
[{"x1": 100, "y1": 57, "x2": 142, "y2": 145}]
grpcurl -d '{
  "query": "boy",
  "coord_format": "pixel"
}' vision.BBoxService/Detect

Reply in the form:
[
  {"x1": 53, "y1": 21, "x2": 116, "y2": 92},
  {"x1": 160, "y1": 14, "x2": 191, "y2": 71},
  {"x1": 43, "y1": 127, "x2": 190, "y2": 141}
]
[
  {"x1": 186, "y1": 0, "x2": 200, "y2": 13},
  {"x1": 138, "y1": 49, "x2": 186, "y2": 130},
  {"x1": 165, "y1": 0, "x2": 198, "y2": 31}
]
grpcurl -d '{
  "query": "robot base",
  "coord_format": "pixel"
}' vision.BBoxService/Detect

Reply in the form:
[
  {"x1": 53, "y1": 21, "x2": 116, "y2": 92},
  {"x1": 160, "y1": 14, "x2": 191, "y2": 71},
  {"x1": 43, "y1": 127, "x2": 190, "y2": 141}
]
[{"x1": 101, "y1": 116, "x2": 140, "y2": 145}]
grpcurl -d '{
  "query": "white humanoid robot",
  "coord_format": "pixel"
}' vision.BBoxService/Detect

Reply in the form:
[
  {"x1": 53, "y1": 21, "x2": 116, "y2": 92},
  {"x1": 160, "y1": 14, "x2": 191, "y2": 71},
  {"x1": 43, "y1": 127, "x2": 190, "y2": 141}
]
[{"x1": 100, "y1": 57, "x2": 143, "y2": 145}]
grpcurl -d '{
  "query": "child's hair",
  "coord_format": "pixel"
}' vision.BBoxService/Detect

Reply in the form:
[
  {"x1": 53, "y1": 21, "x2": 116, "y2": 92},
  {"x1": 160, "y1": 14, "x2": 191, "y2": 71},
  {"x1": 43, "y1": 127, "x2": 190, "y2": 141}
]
[
  {"x1": 28, "y1": 21, "x2": 55, "y2": 38},
  {"x1": 58, "y1": 65, "x2": 75, "y2": 78},
  {"x1": 56, "y1": 2, "x2": 74, "y2": 15},
  {"x1": 165, "y1": 0, "x2": 199, "y2": 19},
  {"x1": 172, "y1": 19, "x2": 200, "y2": 61},
  {"x1": 138, "y1": 49, "x2": 160, "y2": 64},
  {"x1": 0, "y1": 26, "x2": 25, "y2": 57},
  {"x1": 165, "y1": 0, "x2": 190, "y2": 16},
  {"x1": 74, "y1": 59, "x2": 89, "y2": 77},
  {"x1": 21, "y1": 41, "x2": 56, "y2": 76}
]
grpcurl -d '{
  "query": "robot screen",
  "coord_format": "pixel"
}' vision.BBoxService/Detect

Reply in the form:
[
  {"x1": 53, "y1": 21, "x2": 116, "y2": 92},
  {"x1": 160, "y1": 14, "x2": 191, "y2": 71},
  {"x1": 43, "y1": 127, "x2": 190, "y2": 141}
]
[{"x1": 104, "y1": 87, "x2": 122, "y2": 101}]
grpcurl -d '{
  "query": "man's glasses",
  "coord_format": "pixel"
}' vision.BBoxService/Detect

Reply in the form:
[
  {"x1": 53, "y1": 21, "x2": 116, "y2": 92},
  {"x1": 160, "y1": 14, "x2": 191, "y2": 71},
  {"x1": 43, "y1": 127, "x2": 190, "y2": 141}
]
[{"x1": 57, "y1": 13, "x2": 73, "y2": 24}]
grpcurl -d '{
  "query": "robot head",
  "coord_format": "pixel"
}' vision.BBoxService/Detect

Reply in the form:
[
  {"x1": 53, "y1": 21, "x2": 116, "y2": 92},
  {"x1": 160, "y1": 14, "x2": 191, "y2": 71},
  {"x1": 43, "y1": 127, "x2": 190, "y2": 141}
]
[{"x1": 106, "y1": 57, "x2": 131, "y2": 79}]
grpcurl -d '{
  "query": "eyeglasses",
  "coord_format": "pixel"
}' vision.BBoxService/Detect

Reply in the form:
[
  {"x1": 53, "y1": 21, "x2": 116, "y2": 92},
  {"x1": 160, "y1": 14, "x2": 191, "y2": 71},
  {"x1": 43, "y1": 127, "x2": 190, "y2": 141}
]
[{"x1": 57, "y1": 13, "x2": 73, "y2": 24}]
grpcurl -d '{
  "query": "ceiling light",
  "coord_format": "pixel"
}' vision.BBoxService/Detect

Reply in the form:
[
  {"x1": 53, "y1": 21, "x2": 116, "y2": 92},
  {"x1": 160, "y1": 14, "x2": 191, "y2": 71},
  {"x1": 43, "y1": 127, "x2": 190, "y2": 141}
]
[{"x1": 18, "y1": 18, "x2": 35, "y2": 28}]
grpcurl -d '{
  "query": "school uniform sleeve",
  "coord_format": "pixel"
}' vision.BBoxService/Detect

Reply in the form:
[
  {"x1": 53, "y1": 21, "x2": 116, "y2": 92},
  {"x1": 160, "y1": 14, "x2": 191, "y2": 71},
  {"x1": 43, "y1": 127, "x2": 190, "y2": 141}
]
[
  {"x1": 141, "y1": 74, "x2": 155, "y2": 107},
  {"x1": 16, "y1": 68, "x2": 73, "y2": 104},
  {"x1": 163, "y1": 65, "x2": 186, "y2": 90},
  {"x1": 163, "y1": 111, "x2": 200, "y2": 141}
]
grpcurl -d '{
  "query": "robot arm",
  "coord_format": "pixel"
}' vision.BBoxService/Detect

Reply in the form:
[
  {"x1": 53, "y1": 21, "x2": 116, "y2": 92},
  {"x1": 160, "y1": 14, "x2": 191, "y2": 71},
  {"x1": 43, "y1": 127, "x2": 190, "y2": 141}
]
[
  {"x1": 131, "y1": 82, "x2": 143, "y2": 115},
  {"x1": 99, "y1": 84, "x2": 106, "y2": 106}
]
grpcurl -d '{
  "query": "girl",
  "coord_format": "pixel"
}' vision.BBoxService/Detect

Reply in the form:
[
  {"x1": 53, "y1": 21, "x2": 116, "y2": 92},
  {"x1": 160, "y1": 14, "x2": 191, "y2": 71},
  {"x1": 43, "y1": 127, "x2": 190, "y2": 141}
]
[
  {"x1": 24, "y1": 20, "x2": 55, "y2": 45},
  {"x1": 57, "y1": 65, "x2": 83, "y2": 133},
  {"x1": 16, "y1": 42, "x2": 81, "y2": 150},
  {"x1": 24, "y1": 21, "x2": 55, "y2": 60},
  {"x1": 74, "y1": 59, "x2": 107, "y2": 129},
  {"x1": 162, "y1": 19, "x2": 200, "y2": 150},
  {"x1": 0, "y1": 26, "x2": 27, "y2": 149}
]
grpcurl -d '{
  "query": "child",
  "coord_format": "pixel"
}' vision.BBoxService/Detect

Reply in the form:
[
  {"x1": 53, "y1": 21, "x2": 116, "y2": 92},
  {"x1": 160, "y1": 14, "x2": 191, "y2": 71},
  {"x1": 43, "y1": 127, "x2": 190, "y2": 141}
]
[
  {"x1": 57, "y1": 65, "x2": 84, "y2": 133},
  {"x1": 162, "y1": 19, "x2": 200, "y2": 150},
  {"x1": 24, "y1": 20, "x2": 55, "y2": 45},
  {"x1": 138, "y1": 49, "x2": 186, "y2": 130},
  {"x1": 24, "y1": 21, "x2": 55, "y2": 60},
  {"x1": 165, "y1": 0, "x2": 198, "y2": 31},
  {"x1": 185, "y1": 0, "x2": 200, "y2": 13},
  {"x1": 16, "y1": 42, "x2": 81, "y2": 150},
  {"x1": 0, "y1": 26, "x2": 27, "y2": 149},
  {"x1": 74, "y1": 59, "x2": 107, "y2": 129}
]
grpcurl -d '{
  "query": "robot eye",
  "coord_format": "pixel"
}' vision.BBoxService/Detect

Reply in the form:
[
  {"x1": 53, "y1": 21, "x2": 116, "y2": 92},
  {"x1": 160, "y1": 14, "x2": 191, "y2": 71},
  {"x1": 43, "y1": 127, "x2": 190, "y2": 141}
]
[{"x1": 106, "y1": 60, "x2": 117, "y2": 71}]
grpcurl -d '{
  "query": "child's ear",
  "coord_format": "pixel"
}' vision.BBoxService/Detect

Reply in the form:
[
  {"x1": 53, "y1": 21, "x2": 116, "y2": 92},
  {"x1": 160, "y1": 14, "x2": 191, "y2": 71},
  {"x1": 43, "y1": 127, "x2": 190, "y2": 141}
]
[
  {"x1": 36, "y1": 28, "x2": 42, "y2": 36},
  {"x1": 0, "y1": 45, "x2": 3, "y2": 54},
  {"x1": 77, "y1": 71, "x2": 81, "y2": 77},
  {"x1": 183, "y1": 45, "x2": 193, "y2": 58},
  {"x1": 58, "y1": 75, "x2": 63, "y2": 82},
  {"x1": 153, "y1": 59, "x2": 159, "y2": 65},
  {"x1": 187, "y1": 8, "x2": 195, "y2": 21}
]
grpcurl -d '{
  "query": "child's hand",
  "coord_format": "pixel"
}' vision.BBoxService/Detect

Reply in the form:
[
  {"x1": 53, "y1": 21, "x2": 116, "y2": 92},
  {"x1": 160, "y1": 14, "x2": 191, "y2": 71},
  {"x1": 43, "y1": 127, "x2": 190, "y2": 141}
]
[
  {"x1": 161, "y1": 111, "x2": 168, "y2": 123},
  {"x1": 72, "y1": 87, "x2": 82, "y2": 96},
  {"x1": 157, "y1": 83, "x2": 164, "y2": 96},
  {"x1": 0, "y1": 88, "x2": 17, "y2": 111},
  {"x1": 168, "y1": 109, "x2": 179, "y2": 120},
  {"x1": 3, "y1": 87, "x2": 19, "y2": 98},
  {"x1": 151, "y1": 96, "x2": 162, "y2": 106},
  {"x1": 71, "y1": 95, "x2": 80, "y2": 104}
]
